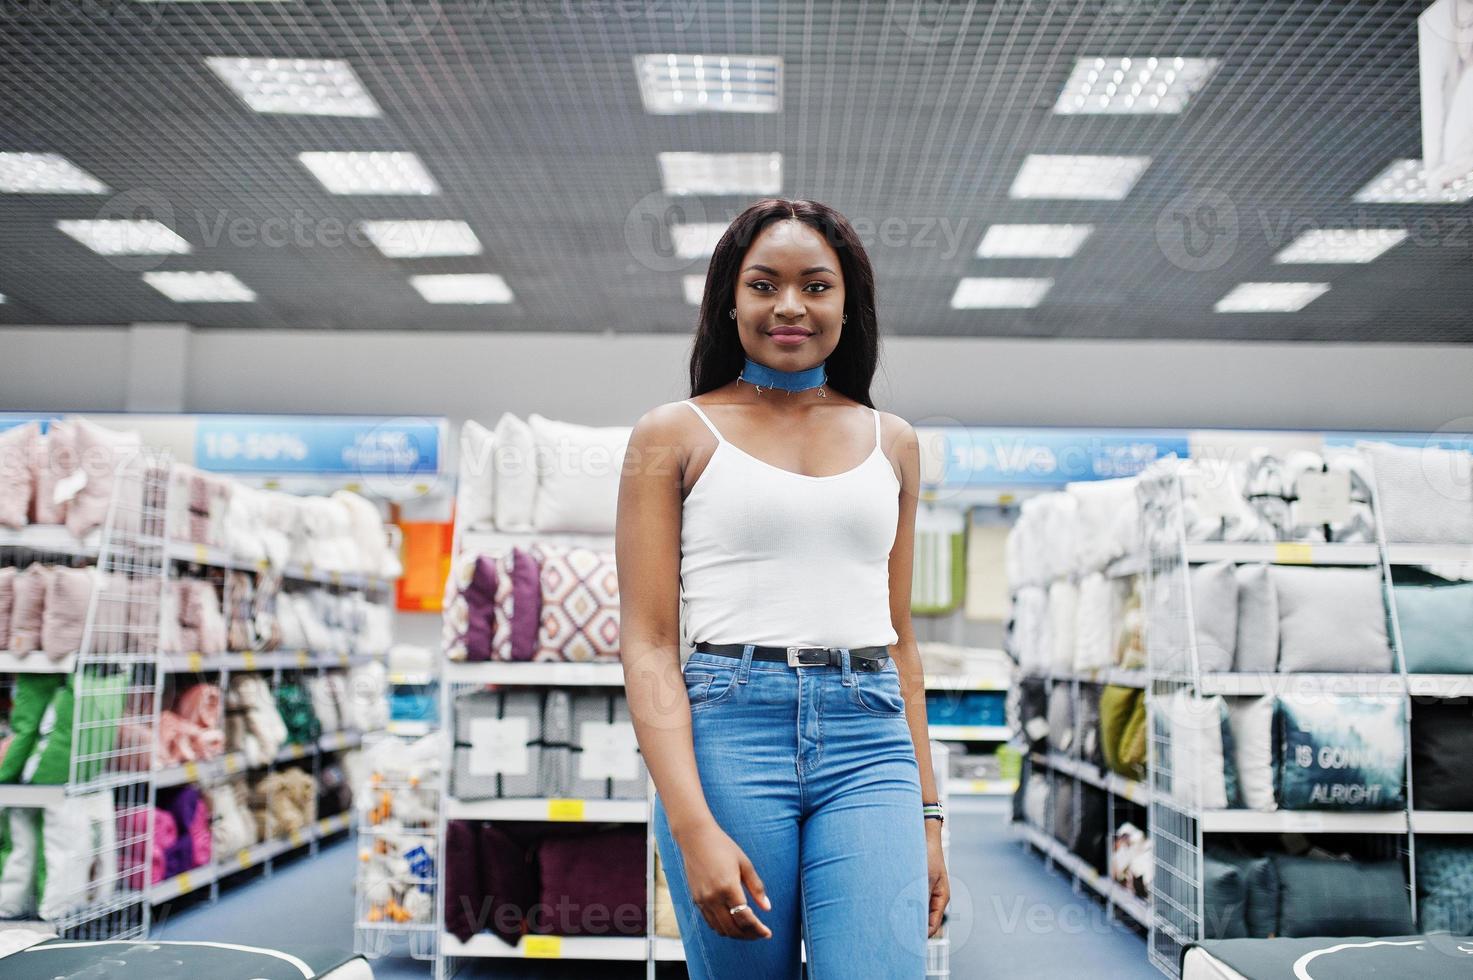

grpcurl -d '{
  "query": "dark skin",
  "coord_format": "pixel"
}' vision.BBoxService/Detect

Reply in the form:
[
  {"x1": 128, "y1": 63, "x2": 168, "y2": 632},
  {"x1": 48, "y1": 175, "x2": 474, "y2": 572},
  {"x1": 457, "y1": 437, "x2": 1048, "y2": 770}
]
[{"x1": 616, "y1": 219, "x2": 950, "y2": 944}]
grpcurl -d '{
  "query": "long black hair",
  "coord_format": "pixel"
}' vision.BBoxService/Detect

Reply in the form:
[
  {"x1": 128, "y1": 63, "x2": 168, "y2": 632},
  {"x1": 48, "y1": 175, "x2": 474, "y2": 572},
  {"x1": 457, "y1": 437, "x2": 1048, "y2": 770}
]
[{"x1": 688, "y1": 198, "x2": 879, "y2": 407}]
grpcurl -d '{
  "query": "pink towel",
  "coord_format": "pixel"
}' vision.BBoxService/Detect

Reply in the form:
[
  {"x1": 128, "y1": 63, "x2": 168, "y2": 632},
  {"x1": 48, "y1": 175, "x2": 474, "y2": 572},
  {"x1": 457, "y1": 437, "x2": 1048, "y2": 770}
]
[
  {"x1": 9, "y1": 563, "x2": 53, "y2": 654},
  {"x1": 117, "y1": 808, "x2": 173, "y2": 888},
  {"x1": 175, "y1": 683, "x2": 223, "y2": 728}
]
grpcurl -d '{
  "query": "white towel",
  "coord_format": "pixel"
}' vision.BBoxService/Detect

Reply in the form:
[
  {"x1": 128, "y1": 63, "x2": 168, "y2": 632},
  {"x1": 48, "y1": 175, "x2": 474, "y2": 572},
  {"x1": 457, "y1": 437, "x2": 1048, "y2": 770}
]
[{"x1": 1073, "y1": 572, "x2": 1115, "y2": 674}]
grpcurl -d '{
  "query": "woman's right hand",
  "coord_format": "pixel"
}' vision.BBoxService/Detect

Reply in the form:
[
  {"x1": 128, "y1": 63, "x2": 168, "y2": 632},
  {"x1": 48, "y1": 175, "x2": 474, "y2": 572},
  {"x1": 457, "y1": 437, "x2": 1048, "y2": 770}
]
[{"x1": 677, "y1": 822, "x2": 773, "y2": 940}]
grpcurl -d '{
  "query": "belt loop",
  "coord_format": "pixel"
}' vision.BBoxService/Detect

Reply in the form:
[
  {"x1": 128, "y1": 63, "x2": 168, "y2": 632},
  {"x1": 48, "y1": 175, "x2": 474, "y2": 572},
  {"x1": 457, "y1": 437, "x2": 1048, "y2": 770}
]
[
  {"x1": 738, "y1": 643, "x2": 754, "y2": 684},
  {"x1": 839, "y1": 648, "x2": 855, "y2": 686}
]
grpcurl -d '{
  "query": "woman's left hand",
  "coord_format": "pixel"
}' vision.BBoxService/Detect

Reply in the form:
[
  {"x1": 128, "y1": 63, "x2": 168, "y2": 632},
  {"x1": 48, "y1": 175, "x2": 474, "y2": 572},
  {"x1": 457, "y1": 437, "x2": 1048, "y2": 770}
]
[{"x1": 925, "y1": 821, "x2": 949, "y2": 937}]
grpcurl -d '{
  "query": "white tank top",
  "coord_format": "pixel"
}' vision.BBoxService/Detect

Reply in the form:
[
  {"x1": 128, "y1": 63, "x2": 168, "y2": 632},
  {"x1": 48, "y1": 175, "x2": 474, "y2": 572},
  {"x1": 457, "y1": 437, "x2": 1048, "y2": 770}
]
[{"x1": 678, "y1": 400, "x2": 901, "y2": 649}]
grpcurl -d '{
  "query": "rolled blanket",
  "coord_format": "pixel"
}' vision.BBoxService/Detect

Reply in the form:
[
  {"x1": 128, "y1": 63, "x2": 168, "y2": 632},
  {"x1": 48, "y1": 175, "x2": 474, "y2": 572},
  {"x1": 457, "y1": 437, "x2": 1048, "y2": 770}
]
[{"x1": 175, "y1": 683, "x2": 223, "y2": 729}]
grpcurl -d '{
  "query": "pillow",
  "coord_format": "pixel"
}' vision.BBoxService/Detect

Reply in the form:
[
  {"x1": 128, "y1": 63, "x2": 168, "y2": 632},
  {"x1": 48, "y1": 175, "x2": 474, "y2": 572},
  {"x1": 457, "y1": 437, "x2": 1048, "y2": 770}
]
[
  {"x1": 492, "y1": 412, "x2": 537, "y2": 532},
  {"x1": 1070, "y1": 784, "x2": 1109, "y2": 875},
  {"x1": 40, "y1": 792, "x2": 116, "y2": 920},
  {"x1": 532, "y1": 827, "x2": 646, "y2": 937},
  {"x1": 30, "y1": 670, "x2": 129, "y2": 784},
  {"x1": 457, "y1": 419, "x2": 496, "y2": 531},
  {"x1": 1046, "y1": 684, "x2": 1073, "y2": 755},
  {"x1": 1023, "y1": 772, "x2": 1049, "y2": 830},
  {"x1": 1099, "y1": 685, "x2": 1143, "y2": 780},
  {"x1": 1393, "y1": 573, "x2": 1473, "y2": 673},
  {"x1": 527, "y1": 542, "x2": 619, "y2": 663},
  {"x1": 1019, "y1": 677, "x2": 1049, "y2": 752},
  {"x1": 442, "y1": 819, "x2": 484, "y2": 943},
  {"x1": 0, "y1": 566, "x2": 15, "y2": 651},
  {"x1": 1272, "y1": 566, "x2": 1392, "y2": 673},
  {"x1": 0, "y1": 421, "x2": 38, "y2": 528},
  {"x1": 1076, "y1": 684, "x2": 1104, "y2": 768},
  {"x1": 527, "y1": 414, "x2": 629, "y2": 535},
  {"x1": 476, "y1": 821, "x2": 539, "y2": 946},
  {"x1": 1047, "y1": 579, "x2": 1079, "y2": 676},
  {"x1": 1227, "y1": 696, "x2": 1277, "y2": 812},
  {"x1": 1202, "y1": 855, "x2": 1249, "y2": 939},
  {"x1": 1358, "y1": 440, "x2": 1473, "y2": 545},
  {"x1": 40, "y1": 566, "x2": 95, "y2": 660},
  {"x1": 1190, "y1": 561, "x2": 1238, "y2": 673},
  {"x1": 1162, "y1": 691, "x2": 1235, "y2": 810},
  {"x1": 0, "y1": 674, "x2": 65, "y2": 782},
  {"x1": 1415, "y1": 839, "x2": 1473, "y2": 935},
  {"x1": 30, "y1": 422, "x2": 77, "y2": 526},
  {"x1": 64, "y1": 418, "x2": 142, "y2": 539},
  {"x1": 0, "y1": 809, "x2": 41, "y2": 918},
  {"x1": 443, "y1": 553, "x2": 498, "y2": 662},
  {"x1": 1233, "y1": 564, "x2": 1279, "y2": 673},
  {"x1": 488, "y1": 547, "x2": 542, "y2": 662},
  {"x1": 1207, "y1": 849, "x2": 1280, "y2": 938},
  {"x1": 1114, "y1": 576, "x2": 1145, "y2": 670},
  {"x1": 1052, "y1": 777, "x2": 1075, "y2": 845},
  {"x1": 1276, "y1": 693, "x2": 1405, "y2": 810},
  {"x1": 1273, "y1": 855, "x2": 1412, "y2": 937},
  {"x1": 1012, "y1": 586, "x2": 1049, "y2": 676},
  {"x1": 1073, "y1": 573, "x2": 1115, "y2": 674},
  {"x1": 9, "y1": 563, "x2": 53, "y2": 655},
  {"x1": 1411, "y1": 702, "x2": 1473, "y2": 811}
]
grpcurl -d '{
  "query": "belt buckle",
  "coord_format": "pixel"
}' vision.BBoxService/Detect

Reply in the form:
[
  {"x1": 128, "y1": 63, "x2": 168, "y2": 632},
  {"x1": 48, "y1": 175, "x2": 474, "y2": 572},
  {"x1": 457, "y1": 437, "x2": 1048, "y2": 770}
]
[{"x1": 786, "y1": 646, "x2": 828, "y2": 667}]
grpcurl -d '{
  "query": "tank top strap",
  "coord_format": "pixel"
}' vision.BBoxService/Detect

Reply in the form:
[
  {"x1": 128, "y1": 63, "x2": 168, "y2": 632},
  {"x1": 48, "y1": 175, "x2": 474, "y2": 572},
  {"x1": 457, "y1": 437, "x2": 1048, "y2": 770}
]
[
  {"x1": 683, "y1": 400, "x2": 725, "y2": 442},
  {"x1": 871, "y1": 406, "x2": 881, "y2": 446}
]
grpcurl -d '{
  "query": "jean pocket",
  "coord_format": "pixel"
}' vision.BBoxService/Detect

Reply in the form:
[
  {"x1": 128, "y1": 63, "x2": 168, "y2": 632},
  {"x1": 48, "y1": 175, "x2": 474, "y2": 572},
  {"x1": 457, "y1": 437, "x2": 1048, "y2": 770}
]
[
  {"x1": 684, "y1": 664, "x2": 737, "y2": 711},
  {"x1": 850, "y1": 666, "x2": 907, "y2": 716}
]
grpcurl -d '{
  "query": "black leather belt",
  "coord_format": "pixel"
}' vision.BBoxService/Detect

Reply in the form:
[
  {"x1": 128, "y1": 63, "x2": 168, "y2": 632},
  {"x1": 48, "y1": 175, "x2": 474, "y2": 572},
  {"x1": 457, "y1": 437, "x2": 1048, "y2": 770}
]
[{"x1": 693, "y1": 641, "x2": 891, "y2": 671}]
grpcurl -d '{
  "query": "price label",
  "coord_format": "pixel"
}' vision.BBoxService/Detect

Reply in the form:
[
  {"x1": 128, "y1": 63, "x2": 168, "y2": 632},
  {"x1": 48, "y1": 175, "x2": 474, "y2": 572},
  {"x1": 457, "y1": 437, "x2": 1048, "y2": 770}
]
[
  {"x1": 186, "y1": 653, "x2": 203, "y2": 673},
  {"x1": 289, "y1": 828, "x2": 303, "y2": 847},
  {"x1": 338, "y1": 652, "x2": 350, "y2": 668},
  {"x1": 546, "y1": 799, "x2": 586, "y2": 822},
  {"x1": 330, "y1": 572, "x2": 342, "y2": 586},
  {"x1": 522, "y1": 936, "x2": 562, "y2": 958},
  {"x1": 242, "y1": 652, "x2": 258, "y2": 670},
  {"x1": 1296, "y1": 470, "x2": 1352, "y2": 525},
  {"x1": 193, "y1": 544, "x2": 208, "y2": 563},
  {"x1": 256, "y1": 559, "x2": 270, "y2": 572},
  {"x1": 303, "y1": 561, "x2": 315, "y2": 578},
  {"x1": 184, "y1": 762, "x2": 199, "y2": 782},
  {"x1": 1274, "y1": 542, "x2": 1315, "y2": 564},
  {"x1": 577, "y1": 721, "x2": 640, "y2": 781},
  {"x1": 319, "y1": 818, "x2": 331, "y2": 836},
  {"x1": 468, "y1": 718, "x2": 530, "y2": 776},
  {"x1": 296, "y1": 651, "x2": 310, "y2": 668},
  {"x1": 224, "y1": 755, "x2": 240, "y2": 774},
  {"x1": 237, "y1": 849, "x2": 251, "y2": 869},
  {"x1": 177, "y1": 871, "x2": 193, "y2": 892}
]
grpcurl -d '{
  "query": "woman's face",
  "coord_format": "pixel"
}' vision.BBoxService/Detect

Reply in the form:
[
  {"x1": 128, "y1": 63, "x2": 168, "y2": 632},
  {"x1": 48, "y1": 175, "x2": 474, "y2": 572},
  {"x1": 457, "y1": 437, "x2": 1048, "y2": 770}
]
[{"x1": 732, "y1": 218, "x2": 846, "y2": 371}]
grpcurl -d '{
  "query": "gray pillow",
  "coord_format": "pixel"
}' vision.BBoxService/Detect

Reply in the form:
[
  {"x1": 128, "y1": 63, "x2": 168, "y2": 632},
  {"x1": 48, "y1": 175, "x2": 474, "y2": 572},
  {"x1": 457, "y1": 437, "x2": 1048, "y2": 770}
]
[
  {"x1": 1047, "y1": 684, "x2": 1074, "y2": 755},
  {"x1": 1191, "y1": 561, "x2": 1238, "y2": 673},
  {"x1": 1273, "y1": 855, "x2": 1412, "y2": 937},
  {"x1": 1208, "y1": 849, "x2": 1280, "y2": 938},
  {"x1": 1233, "y1": 564, "x2": 1279, "y2": 672},
  {"x1": 1271, "y1": 566, "x2": 1391, "y2": 672}
]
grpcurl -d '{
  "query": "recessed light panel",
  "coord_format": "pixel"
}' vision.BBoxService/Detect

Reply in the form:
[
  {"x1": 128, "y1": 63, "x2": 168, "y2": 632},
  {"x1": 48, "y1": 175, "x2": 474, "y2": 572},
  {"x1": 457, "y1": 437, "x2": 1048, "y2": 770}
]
[
  {"x1": 683, "y1": 275, "x2": 705, "y2": 305},
  {"x1": 1273, "y1": 228, "x2": 1407, "y2": 264},
  {"x1": 658, "y1": 152, "x2": 782, "y2": 196},
  {"x1": 671, "y1": 223, "x2": 729, "y2": 259},
  {"x1": 950, "y1": 277, "x2": 1054, "y2": 309},
  {"x1": 0, "y1": 153, "x2": 108, "y2": 194},
  {"x1": 976, "y1": 224, "x2": 1094, "y2": 258},
  {"x1": 1214, "y1": 282, "x2": 1329, "y2": 313},
  {"x1": 360, "y1": 220, "x2": 481, "y2": 258},
  {"x1": 57, "y1": 219, "x2": 191, "y2": 255},
  {"x1": 1009, "y1": 154, "x2": 1151, "y2": 200},
  {"x1": 1054, "y1": 56, "x2": 1219, "y2": 114},
  {"x1": 143, "y1": 271, "x2": 256, "y2": 302},
  {"x1": 207, "y1": 57, "x2": 381, "y2": 117},
  {"x1": 298, "y1": 151, "x2": 439, "y2": 195},
  {"x1": 635, "y1": 54, "x2": 781, "y2": 114},
  {"x1": 1353, "y1": 159, "x2": 1473, "y2": 204},
  {"x1": 409, "y1": 274, "x2": 513, "y2": 304}
]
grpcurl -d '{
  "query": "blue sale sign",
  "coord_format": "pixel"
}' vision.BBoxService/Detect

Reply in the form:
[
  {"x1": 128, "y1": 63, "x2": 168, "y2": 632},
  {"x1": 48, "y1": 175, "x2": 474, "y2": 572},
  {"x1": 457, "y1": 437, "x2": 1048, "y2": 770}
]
[
  {"x1": 923, "y1": 427, "x2": 1190, "y2": 488},
  {"x1": 194, "y1": 416, "x2": 443, "y2": 475}
]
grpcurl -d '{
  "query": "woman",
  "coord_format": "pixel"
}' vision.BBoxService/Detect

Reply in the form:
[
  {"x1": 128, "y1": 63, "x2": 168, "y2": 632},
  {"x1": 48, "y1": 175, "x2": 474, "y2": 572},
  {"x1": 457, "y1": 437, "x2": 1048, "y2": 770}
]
[{"x1": 615, "y1": 198, "x2": 949, "y2": 978}]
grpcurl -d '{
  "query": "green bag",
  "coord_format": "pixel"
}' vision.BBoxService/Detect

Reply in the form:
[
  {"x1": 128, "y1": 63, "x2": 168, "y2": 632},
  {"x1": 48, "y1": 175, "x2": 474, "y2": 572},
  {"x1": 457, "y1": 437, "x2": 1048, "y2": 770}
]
[
  {"x1": 0, "y1": 675, "x2": 65, "y2": 783},
  {"x1": 31, "y1": 671, "x2": 129, "y2": 784}
]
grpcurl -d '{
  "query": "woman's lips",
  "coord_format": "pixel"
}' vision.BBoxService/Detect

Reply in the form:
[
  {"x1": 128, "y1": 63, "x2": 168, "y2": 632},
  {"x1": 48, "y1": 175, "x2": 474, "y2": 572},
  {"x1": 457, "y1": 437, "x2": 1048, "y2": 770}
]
[{"x1": 768, "y1": 329, "x2": 812, "y2": 346}]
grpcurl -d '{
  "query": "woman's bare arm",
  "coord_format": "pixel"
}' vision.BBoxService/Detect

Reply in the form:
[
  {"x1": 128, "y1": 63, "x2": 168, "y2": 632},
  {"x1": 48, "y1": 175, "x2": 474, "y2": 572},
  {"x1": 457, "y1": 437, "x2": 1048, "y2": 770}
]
[{"x1": 616, "y1": 404, "x2": 710, "y2": 834}]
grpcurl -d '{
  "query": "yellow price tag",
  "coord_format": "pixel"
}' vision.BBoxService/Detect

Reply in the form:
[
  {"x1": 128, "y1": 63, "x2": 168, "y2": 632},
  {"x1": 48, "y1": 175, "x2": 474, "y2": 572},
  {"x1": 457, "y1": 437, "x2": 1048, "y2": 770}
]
[
  {"x1": 330, "y1": 572, "x2": 342, "y2": 586},
  {"x1": 522, "y1": 936, "x2": 562, "y2": 958},
  {"x1": 256, "y1": 558, "x2": 270, "y2": 571},
  {"x1": 318, "y1": 818, "x2": 330, "y2": 836},
  {"x1": 263, "y1": 480, "x2": 280, "y2": 490},
  {"x1": 296, "y1": 651, "x2": 310, "y2": 668},
  {"x1": 224, "y1": 755, "x2": 240, "y2": 774},
  {"x1": 177, "y1": 870, "x2": 193, "y2": 892},
  {"x1": 184, "y1": 762, "x2": 199, "y2": 782},
  {"x1": 237, "y1": 848, "x2": 251, "y2": 869},
  {"x1": 345, "y1": 482, "x2": 362, "y2": 494},
  {"x1": 289, "y1": 828, "x2": 303, "y2": 847},
  {"x1": 186, "y1": 653, "x2": 203, "y2": 672},
  {"x1": 546, "y1": 799, "x2": 585, "y2": 822},
  {"x1": 193, "y1": 544, "x2": 208, "y2": 563},
  {"x1": 1274, "y1": 542, "x2": 1314, "y2": 564},
  {"x1": 338, "y1": 652, "x2": 350, "y2": 668},
  {"x1": 303, "y1": 561, "x2": 315, "y2": 577},
  {"x1": 242, "y1": 652, "x2": 258, "y2": 670}
]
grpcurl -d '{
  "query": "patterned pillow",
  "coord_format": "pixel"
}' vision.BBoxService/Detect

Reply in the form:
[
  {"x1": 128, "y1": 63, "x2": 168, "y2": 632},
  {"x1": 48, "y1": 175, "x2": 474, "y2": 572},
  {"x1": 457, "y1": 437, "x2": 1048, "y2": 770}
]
[
  {"x1": 528, "y1": 543, "x2": 619, "y2": 662},
  {"x1": 442, "y1": 553, "x2": 498, "y2": 662}
]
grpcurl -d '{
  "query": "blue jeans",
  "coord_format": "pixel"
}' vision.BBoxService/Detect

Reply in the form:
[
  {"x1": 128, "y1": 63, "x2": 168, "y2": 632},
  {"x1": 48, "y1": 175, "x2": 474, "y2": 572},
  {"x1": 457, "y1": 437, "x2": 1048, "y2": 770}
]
[{"x1": 653, "y1": 646, "x2": 929, "y2": 979}]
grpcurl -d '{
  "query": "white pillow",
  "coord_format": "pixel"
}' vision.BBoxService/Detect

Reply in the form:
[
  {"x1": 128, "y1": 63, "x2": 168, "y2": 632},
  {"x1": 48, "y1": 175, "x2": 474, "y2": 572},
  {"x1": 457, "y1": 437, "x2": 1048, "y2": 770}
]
[
  {"x1": 492, "y1": 412, "x2": 537, "y2": 532},
  {"x1": 1047, "y1": 579, "x2": 1079, "y2": 676},
  {"x1": 528, "y1": 414, "x2": 630, "y2": 534},
  {"x1": 0, "y1": 809, "x2": 40, "y2": 918},
  {"x1": 1164, "y1": 691, "x2": 1229, "y2": 810},
  {"x1": 1227, "y1": 696, "x2": 1277, "y2": 812},
  {"x1": 1073, "y1": 572, "x2": 1115, "y2": 674},
  {"x1": 457, "y1": 419, "x2": 496, "y2": 531}
]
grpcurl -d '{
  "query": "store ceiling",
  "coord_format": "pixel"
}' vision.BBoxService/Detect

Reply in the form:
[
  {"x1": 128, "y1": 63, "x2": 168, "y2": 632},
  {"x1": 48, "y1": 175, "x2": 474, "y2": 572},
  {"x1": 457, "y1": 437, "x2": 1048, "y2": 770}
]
[{"x1": 0, "y1": 0, "x2": 1469, "y2": 342}]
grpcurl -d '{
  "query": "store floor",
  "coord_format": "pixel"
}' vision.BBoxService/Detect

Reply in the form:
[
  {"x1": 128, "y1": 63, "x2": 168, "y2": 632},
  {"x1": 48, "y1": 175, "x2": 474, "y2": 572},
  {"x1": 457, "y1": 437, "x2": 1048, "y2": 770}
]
[{"x1": 156, "y1": 800, "x2": 1154, "y2": 978}]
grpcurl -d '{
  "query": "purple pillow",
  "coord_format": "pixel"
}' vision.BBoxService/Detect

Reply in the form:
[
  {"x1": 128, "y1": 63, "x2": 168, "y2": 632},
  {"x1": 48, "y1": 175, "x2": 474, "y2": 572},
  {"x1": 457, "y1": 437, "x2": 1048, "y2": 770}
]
[
  {"x1": 443, "y1": 820, "x2": 485, "y2": 943},
  {"x1": 477, "y1": 821, "x2": 539, "y2": 946},
  {"x1": 509, "y1": 548, "x2": 542, "y2": 662},
  {"x1": 531, "y1": 827, "x2": 646, "y2": 937}
]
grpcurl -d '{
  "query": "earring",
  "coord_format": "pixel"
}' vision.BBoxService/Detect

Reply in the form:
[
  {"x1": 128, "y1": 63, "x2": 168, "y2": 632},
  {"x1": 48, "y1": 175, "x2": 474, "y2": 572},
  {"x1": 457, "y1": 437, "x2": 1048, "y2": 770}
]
[
  {"x1": 728, "y1": 309, "x2": 736, "y2": 319},
  {"x1": 842, "y1": 314, "x2": 848, "y2": 324}
]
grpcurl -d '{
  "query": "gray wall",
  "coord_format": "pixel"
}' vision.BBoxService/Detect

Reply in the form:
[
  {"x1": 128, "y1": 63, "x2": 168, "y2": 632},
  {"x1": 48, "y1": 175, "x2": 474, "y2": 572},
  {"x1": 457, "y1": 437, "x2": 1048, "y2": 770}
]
[{"x1": 4, "y1": 325, "x2": 1472, "y2": 433}]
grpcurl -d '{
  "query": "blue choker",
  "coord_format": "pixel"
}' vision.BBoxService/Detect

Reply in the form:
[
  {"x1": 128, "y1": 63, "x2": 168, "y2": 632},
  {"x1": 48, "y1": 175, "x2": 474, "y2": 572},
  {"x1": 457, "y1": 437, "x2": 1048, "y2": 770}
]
[{"x1": 738, "y1": 357, "x2": 828, "y2": 396}]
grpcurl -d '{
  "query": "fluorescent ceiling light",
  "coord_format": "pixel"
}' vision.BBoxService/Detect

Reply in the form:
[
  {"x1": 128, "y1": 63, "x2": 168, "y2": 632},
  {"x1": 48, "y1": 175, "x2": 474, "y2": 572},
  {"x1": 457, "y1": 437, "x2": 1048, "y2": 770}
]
[
  {"x1": 683, "y1": 275, "x2": 706, "y2": 305},
  {"x1": 671, "y1": 222, "x2": 728, "y2": 259},
  {"x1": 0, "y1": 293, "x2": 6, "y2": 303},
  {"x1": 976, "y1": 224, "x2": 1094, "y2": 258},
  {"x1": 207, "y1": 57, "x2": 380, "y2": 117},
  {"x1": 298, "y1": 151, "x2": 438, "y2": 195},
  {"x1": 0, "y1": 152, "x2": 108, "y2": 194},
  {"x1": 57, "y1": 219, "x2": 191, "y2": 255},
  {"x1": 1214, "y1": 282, "x2": 1329, "y2": 313},
  {"x1": 143, "y1": 271, "x2": 256, "y2": 302},
  {"x1": 635, "y1": 54, "x2": 782, "y2": 114},
  {"x1": 1273, "y1": 228, "x2": 1408, "y2": 264},
  {"x1": 950, "y1": 277, "x2": 1054, "y2": 309},
  {"x1": 1054, "y1": 56, "x2": 1219, "y2": 114},
  {"x1": 1353, "y1": 158, "x2": 1473, "y2": 204},
  {"x1": 1009, "y1": 154, "x2": 1151, "y2": 200},
  {"x1": 409, "y1": 274, "x2": 513, "y2": 304},
  {"x1": 658, "y1": 152, "x2": 782, "y2": 196},
  {"x1": 360, "y1": 220, "x2": 481, "y2": 258}
]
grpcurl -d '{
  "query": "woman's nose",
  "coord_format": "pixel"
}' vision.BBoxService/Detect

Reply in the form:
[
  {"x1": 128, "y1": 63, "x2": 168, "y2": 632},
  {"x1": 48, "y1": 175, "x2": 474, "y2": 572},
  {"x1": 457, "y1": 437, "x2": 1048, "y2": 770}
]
[{"x1": 774, "y1": 286, "x2": 805, "y2": 317}]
